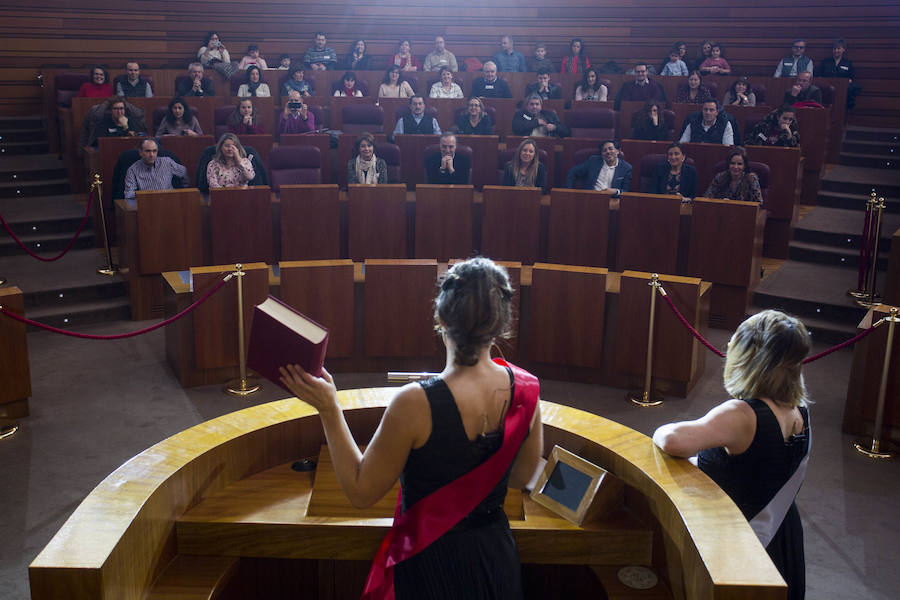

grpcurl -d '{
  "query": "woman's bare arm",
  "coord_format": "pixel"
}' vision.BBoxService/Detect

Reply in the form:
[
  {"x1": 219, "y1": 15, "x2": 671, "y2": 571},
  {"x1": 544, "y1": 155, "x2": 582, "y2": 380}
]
[{"x1": 652, "y1": 399, "x2": 756, "y2": 458}]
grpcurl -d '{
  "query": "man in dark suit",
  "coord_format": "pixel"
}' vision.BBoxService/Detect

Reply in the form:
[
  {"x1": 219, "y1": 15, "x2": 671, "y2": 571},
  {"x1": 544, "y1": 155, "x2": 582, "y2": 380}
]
[
  {"x1": 470, "y1": 62, "x2": 512, "y2": 98},
  {"x1": 524, "y1": 67, "x2": 562, "y2": 100},
  {"x1": 782, "y1": 71, "x2": 823, "y2": 105},
  {"x1": 565, "y1": 139, "x2": 632, "y2": 195},
  {"x1": 425, "y1": 132, "x2": 470, "y2": 184},
  {"x1": 512, "y1": 94, "x2": 571, "y2": 138},
  {"x1": 175, "y1": 63, "x2": 215, "y2": 97}
]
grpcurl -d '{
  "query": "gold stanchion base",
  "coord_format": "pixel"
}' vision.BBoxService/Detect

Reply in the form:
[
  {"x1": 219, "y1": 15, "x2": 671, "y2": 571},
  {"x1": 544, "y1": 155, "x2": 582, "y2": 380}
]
[
  {"x1": 627, "y1": 389, "x2": 664, "y2": 407},
  {"x1": 0, "y1": 276, "x2": 7, "y2": 285},
  {"x1": 97, "y1": 266, "x2": 119, "y2": 277},
  {"x1": 847, "y1": 289, "x2": 869, "y2": 299},
  {"x1": 855, "y1": 296, "x2": 883, "y2": 309},
  {"x1": 853, "y1": 440, "x2": 894, "y2": 459},
  {"x1": 1, "y1": 420, "x2": 19, "y2": 441},
  {"x1": 225, "y1": 376, "x2": 261, "y2": 396}
]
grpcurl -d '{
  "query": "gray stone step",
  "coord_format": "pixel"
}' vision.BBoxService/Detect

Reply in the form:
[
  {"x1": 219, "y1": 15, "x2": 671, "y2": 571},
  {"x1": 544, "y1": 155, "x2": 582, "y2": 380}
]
[
  {"x1": 24, "y1": 297, "x2": 131, "y2": 329},
  {"x1": 0, "y1": 140, "x2": 50, "y2": 155},
  {"x1": 839, "y1": 152, "x2": 899, "y2": 170},
  {"x1": 0, "y1": 229, "x2": 95, "y2": 257},
  {"x1": 841, "y1": 139, "x2": 899, "y2": 156},
  {"x1": 844, "y1": 126, "x2": 900, "y2": 143},
  {"x1": 0, "y1": 177, "x2": 69, "y2": 198}
]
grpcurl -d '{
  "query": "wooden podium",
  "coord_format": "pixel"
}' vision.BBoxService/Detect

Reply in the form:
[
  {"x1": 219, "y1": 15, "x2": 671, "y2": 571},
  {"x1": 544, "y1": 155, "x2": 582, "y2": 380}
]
[
  {"x1": 280, "y1": 184, "x2": 341, "y2": 261},
  {"x1": 546, "y1": 189, "x2": 611, "y2": 268},
  {"x1": 0, "y1": 286, "x2": 31, "y2": 419},
  {"x1": 616, "y1": 193, "x2": 682, "y2": 275},
  {"x1": 481, "y1": 185, "x2": 542, "y2": 265},
  {"x1": 209, "y1": 186, "x2": 274, "y2": 266},
  {"x1": 413, "y1": 184, "x2": 474, "y2": 261},
  {"x1": 348, "y1": 184, "x2": 408, "y2": 261},
  {"x1": 363, "y1": 259, "x2": 438, "y2": 358}
]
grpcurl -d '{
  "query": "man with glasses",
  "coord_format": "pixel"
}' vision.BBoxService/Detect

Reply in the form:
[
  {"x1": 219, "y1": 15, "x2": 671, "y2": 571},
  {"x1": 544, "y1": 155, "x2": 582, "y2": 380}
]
[
  {"x1": 614, "y1": 63, "x2": 666, "y2": 110},
  {"x1": 774, "y1": 39, "x2": 814, "y2": 78}
]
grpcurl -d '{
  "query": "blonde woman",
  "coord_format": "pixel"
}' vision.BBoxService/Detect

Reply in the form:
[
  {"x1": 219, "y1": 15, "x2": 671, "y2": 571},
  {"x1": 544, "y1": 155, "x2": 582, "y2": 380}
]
[
  {"x1": 502, "y1": 138, "x2": 546, "y2": 193},
  {"x1": 206, "y1": 133, "x2": 255, "y2": 188}
]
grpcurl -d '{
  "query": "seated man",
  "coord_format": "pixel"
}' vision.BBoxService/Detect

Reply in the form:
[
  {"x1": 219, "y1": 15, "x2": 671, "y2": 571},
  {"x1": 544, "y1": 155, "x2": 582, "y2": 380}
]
[
  {"x1": 92, "y1": 96, "x2": 147, "y2": 144},
  {"x1": 565, "y1": 139, "x2": 632, "y2": 195},
  {"x1": 123, "y1": 139, "x2": 188, "y2": 200},
  {"x1": 748, "y1": 105, "x2": 800, "y2": 147},
  {"x1": 425, "y1": 132, "x2": 470, "y2": 185},
  {"x1": 512, "y1": 94, "x2": 571, "y2": 138},
  {"x1": 278, "y1": 90, "x2": 316, "y2": 134},
  {"x1": 679, "y1": 100, "x2": 734, "y2": 145},
  {"x1": 492, "y1": 35, "x2": 527, "y2": 73},
  {"x1": 470, "y1": 62, "x2": 512, "y2": 98},
  {"x1": 303, "y1": 31, "x2": 337, "y2": 71},
  {"x1": 524, "y1": 68, "x2": 562, "y2": 100},
  {"x1": 424, "y1": 36, "x2": 458, "y2": 72},
  {"x1": 175, "y1": 63, "x2": 215, "y2": 97},
  {"x1": 782, "y1": 71, "x2": 823, "y2": 105},
  {"x1": 392, "y1": 95, "x2": 442, "y2": 136},
  {"x1": 614, "y1": 63, "x2": 666, "y2": 110},
  {"x1": 774, "y1": 39, "x2": 814, "y2": 78},
  {"x1": 115, "y1": 61, "x2": 153, "y2": 97}
]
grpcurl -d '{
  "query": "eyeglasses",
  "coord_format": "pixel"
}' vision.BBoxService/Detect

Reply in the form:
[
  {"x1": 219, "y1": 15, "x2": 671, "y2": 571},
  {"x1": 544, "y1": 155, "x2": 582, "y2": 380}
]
[{"x1": 793, "y1": 45, "x2": 805, "y2": 49}]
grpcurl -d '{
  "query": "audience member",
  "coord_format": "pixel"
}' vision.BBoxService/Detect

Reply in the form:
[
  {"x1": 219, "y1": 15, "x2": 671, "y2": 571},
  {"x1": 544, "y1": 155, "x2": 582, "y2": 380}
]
[
  {"x1": 512, "y1": 94, "x2": 571, "y2": 138},
  {"x1": 660, "y1": 48, "x2": 689, "y2": 76},
  {"x1": 155, "y1": 97, "x2": 202, "y2": 137},
  {"x1": 393, "y1": 95, "x2": 441, "y2": 136},
  {"x1": 304, "y1": 31, "x2": 337, "y2": 71},
  {"x1": 528, "y1": 42, "x2": 554, "y2": 72},
  {"x1": 276, "y1": 54, "x2": 292, "y2": 70},
  {"x1": 198, "y1": 31, "x2": 236, "y2": 79},
  {"x1": 560, "y1": 38, "x2": 590, "y2": 74},
  {"x1": 699, "y1": 43, "x2": 731, "y2": 75},
  {"x1": 428, "y1": 67, "x2": 463, "y2": 99},
  {"x1": 747, "y1": 105, "x2": 800, "y2": 147},
  {"x1": 207, "y1": 133, "x2": 255, "y2": 188},
  {"x1": 675, "y1": 70, "x2": 713, "y2": 104},
  {"x1": 424, "y1": 36, "x2": 458, "y2": 72},
  {"x1": 724, "y1": 77, "x2": 756, "y2": 106},
  {"x1": 693, "y1": 40, "x2": 713, "y2": 71},
  {"x1": 783, "y1": 71, "x2": 822, "y2": 105},
  {"x1": 333, "y1": 71, "x2": 363, "y2": 97},
  {"x1": 471, "y1": 62, "x2": 512, "y2": 98},
  {"x1": 116, "y1": 62, "x2": 153, "y2": 98},
  {"x1": 344, "y1": 40, "x2": 372, "y2": 71},
  {"x1": 176, "y1": 63, "x2": 214, "y2": 97},
  {"x1": 389, "y1": 40, "x2": 421, "y2": 72},
  {"x1": 93, "y1": 96, "x2": 146, "y2": 142},
  {"x1": 237, "y1": 45, "x2": 268, "y2": 70},
  {"x1": 236, "y1": 66, "x2": 270, "y2": 97},
  {"x1": 283, "y1": 66, "x2": 313, "y2": 97},
  {"x1": 378, "y1": 66, "x2": 415, "y2": 98},
  {"x1": 278, "y1": 90, "x2": 316, "y2": 134},
  {"x1": 525, "y1": 68, "x2": 562, "y2": 100},
  {"x1": 630, "y1": 100, "x2": 669, "y2": 140},
  {"x1": 816, "y1": 39, "x2": 860, "y2": 108},
  {"x1": 76, "y1": 66, "x2": 113, "y2": 98},
  {"x1": 565, "y1": 139, "x2": 632, "y2": 194},
  {"x1": 614, "y1": 63, "x2": 666, "y2": 109},
  {"x1": 679, "y1": 100, "x2": 734, "y2": 145},
  {"x1": 493, "y1": 36, "x2": 527, "y2": 73},
  {"x1": 574, "y1": 68, "x2": 608, "y2": 101},
  {"x1": 774, "y1": 39, "x2": 813, "y2": 77},
  {"x1": 123, "y1": 139, "x2": 188, "y2": 200},
  {"x1": 347, "y1": 132, "x2": 389, "y2": 184},
  {"x1": 455, "y1": 97, "x2": 494, "y2": 135},
  {"x1": 503, "y1": 138, "x2": 547, "y2": 193},
  {"x1": 704, "y1": 146, "x2": 763, "y2": 203},
  {"x1": 650, "y1": 142, "x2": 698, "y2": 200},
  {"x1": 227, "y1": 98, "x2": 265, "y2": 134},
  {"x1": 425, "y1": 132, "x2": 470, "y2": 184}
]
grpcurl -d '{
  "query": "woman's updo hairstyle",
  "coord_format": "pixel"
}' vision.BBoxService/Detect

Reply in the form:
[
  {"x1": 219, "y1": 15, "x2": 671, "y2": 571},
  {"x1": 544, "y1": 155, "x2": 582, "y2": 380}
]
[{"x1": 435, "y1": 257, "x2": 514, "y2": 366}]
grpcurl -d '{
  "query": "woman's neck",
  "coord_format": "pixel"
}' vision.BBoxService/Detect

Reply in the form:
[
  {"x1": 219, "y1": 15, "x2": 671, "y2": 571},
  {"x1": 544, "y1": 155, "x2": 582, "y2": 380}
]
[{"x1": 670, "y1": 164, "x2": 682, "y2": 174}]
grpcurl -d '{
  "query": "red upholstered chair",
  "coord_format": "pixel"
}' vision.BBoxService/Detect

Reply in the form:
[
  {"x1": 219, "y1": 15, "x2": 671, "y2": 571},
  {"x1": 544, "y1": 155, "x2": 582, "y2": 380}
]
[
  {"x1": 713, "y1": 160, "x2": 771, "y2": 206},
  {"x1": 152, "y1": 105, "x2": 200, "y2": 133},
  {"x1": 423, "y1": 143, "x2": 474, "y2": 184},
  {"x1": 342, "y1": 104, "x2": 384, "y2": 134},
  {"x1": 751, "y1": 84, "x2": 766, "y2": 104},
  {"x1": 55, "y1": 73, "x2": 89, "y2": 108},
  {"x1": 214, "y1": 105, "x2": 235, "y2": 139},
  {"x1": 705, "y1": 81, "x2": 719, "y2": 101},
  {"x1": 820, "y1": 85, "x2": 835, "y2": 107},
  {"x1": 496, "y1": 147, "x2": 549, "y2": 185},
  {"x1": 452, "y1": 105, "x2": 497, "y2": 127},
  {"x1": 566, "y1": 108, "x2": 616, "y2": 138},
  {"x1": 269, "y1": 145, "x2": 322, "y2": 191},
  {"x1": 173, "y1": 75, "x2": 192, "y2": 94},
  {"x1": 376, "y1": 142, "x2": 401, "y2": 183},
  {"x1": 401, "y1": 75, "x2": 419, "y2": 95},
  {"x1": 744, "y1": 115, "x2": 765, "y2": 140}
]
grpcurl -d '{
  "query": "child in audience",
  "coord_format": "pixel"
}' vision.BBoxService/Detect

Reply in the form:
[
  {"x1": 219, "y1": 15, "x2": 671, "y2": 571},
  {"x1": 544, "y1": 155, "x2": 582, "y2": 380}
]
[
  {"x1": 660, "y1": 49, "x2": 689, "y2": 76},
  {"x1": 699, "y1": 43, "x2": 731, "y2": 75},
  {"x1": 238, "y1": 45, "x2": 268, "y2": 70},
  {"x1": 277, "y1": 54, "x2": 292, "y2": 70},
  {"x1": 528, "y1": 43, "x2": 554, "y2": 72}
]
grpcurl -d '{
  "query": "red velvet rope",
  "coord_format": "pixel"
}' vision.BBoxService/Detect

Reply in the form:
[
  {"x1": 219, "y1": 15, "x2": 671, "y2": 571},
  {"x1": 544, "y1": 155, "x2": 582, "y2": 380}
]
[
  {"x1": 659, "y1": 291, "x2": 727, "y2": 357},
  {"x1": 800, "y1": 323, "x2": 880, "y2": 364},
  {"x1": 0, "y1": 186, "x2": 95, "y2": 262},
  {"x1": 0, "y1": 275, "x2": 230, "y2": 340}
]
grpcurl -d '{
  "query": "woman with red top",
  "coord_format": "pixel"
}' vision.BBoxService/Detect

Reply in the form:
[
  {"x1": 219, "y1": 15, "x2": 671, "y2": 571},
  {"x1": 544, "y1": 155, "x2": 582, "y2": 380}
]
[
  {"x1": 76, "y1": 66, "x2": 113, "y2": 98},
  {"x1": 560, "y1": 38, "x2": 590, "y2": 74},
  {"x1": 389, "y1": 39, "x2": 421, "y2": 72},
  {"x1": 226, "y1": 98, "x2": 264, "y2": 135}
]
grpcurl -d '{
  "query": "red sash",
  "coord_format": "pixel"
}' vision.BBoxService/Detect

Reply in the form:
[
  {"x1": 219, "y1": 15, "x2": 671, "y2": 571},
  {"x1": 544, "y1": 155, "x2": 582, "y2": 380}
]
[{"x1": 361, "y1": 359, "x2": 540, "y2": 600}]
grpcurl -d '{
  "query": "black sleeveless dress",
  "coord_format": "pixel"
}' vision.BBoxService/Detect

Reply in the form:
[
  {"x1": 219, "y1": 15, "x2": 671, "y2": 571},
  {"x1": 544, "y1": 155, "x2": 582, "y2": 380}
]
[
  {"x1": 698, "y1": 399, "x2": 810, "y2": 600},
  {"x1": 393, "y1": 374, "x2": 524, "y2": 600}
]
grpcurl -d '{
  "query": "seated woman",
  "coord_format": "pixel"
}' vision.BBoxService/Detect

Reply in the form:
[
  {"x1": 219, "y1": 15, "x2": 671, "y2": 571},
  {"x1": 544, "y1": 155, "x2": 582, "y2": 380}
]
[
  {"x1": 388, "y1": 39, "x2": 421, "y2": 72},
  {"x1": 650, "y1": 142, "x2": 697, "y2": 200},
  {"x1": 503, "y1": 138, "x2": 547, "y2": 194},
  {"x1": 227, "y1": 98, "x2": 265, "y2": 135},
  {"x1": 283, "y1": 66, "x2": 313, "y2": 97},
  {"x1": 344, "y1": 39, "x2": 372, "y2": 71},
  {"x1": 155, "y1": 97, "x2": 202, "y2": 137},
  {"x1": 455, "y1": 97, "x2": 494, "y2": 135},
  {"x1": 630, "y1": 100, "x2": 669, "y2": 141},
  {"x1": 675, "y1": 70, "x2": 713, "y2": 104},
  {"x1": 747, "y1": 105, "x2": 800, "y2": 148},
  {"x1": 333, "y1": 71, "x2": 364, "y2": 97},
  {"x1": 704, "y1": 146, "x2": 763, "y2": 203},
  {"x1": 429, "y1": 67, "x2": 464, "y2": 99},
  {"x1": 692, "y1": 40, "x2": 713, "y2": 71},
  {"x1": 206, "y1": 133, "x2": 255, "y2": 188},
  {"x1": 724, "y1": 77, "x2": 756, "y2": 107},
  {"x1": 574, "y1": 68, "x2": 608, "y2": 102},
  {"x1": 816, "y1": 38, "x2": 860, "y2": 109},
  {"x1": 560, "y1": 38, "x2": 590, "y2": 74},
  {"x1": 198, "y1": 31, "x2": 236, "y2": 79},
  {"x1": 278, "y1": 256, "x2": 542, "y2": 600},
  {"x1": 346, "y1": 132, "x2": 389, "y2": 184},
  {"x1": 699, "y1": 43, "x2": 731, "y2": 75},
  {"x1": 653, "y1": 309, "x2": 811, "y2": 600},
  {"x1": 378, "y1": 66, "x2": 415, "y2": 99},
  {"x1": 76, "y1": 66, "x2": 113, "y2": 98},
  {"x1": 236, "y1": 66, "x2": 271, "y2": 97}
]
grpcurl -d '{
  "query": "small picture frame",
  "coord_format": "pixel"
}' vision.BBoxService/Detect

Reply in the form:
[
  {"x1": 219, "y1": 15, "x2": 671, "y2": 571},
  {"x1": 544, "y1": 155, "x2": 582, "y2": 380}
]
[{"x1": 530, "y1": 445, "x2": 623, "y2": 526}]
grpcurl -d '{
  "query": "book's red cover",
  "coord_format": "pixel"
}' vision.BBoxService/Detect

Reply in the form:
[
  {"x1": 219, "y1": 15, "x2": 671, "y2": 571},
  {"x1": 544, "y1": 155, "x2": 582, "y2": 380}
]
[{"x1": 246, "y1": 296, "x2": 329, "y2": 390}]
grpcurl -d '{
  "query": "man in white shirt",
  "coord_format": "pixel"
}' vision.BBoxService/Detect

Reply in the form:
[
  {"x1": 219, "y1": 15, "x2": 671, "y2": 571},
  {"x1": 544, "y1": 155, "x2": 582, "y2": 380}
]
[{"x1": 565, "y1": 139, "x2": 633, "y2": 195}]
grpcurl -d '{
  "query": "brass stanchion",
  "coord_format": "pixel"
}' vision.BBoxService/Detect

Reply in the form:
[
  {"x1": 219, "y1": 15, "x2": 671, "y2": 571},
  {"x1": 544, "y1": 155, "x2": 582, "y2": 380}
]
[
  {"x1": 854, "y1": 306, "x2": 898, "y2": 459},
  {"x1": 92, "y1": 174, "x2": 118, "y2": 276},
  {"x1": 226, "y1": 264, "x2": 260, "y2": 396},
  {"x1": 0, "y1": 420, "x2": 18, "y2": 440},
  {"x1": 0, "y1": 276, "x2": 6, "y2": 285},
  {"x1": 849, "y1": 192, "x2": 876, "y2": 299},
  {"x1": 856, "y1": 197, "x2": 886, "y2": 308},
  {"x1": 627, "y1": 274, "x2": 664, "y2": 407}
]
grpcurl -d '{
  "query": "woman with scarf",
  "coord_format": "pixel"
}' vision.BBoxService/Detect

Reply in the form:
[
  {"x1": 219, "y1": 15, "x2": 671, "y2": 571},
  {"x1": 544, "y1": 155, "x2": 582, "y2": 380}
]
[
  {"x1": 346, "y1": 132, "x2": 388, "y2": 184},
  {"x1": 333, "y1": 71, "x2": 364, "y2": 97},
  {"x1": 236, "y1": 66, "x2": 270, "y2": 97}
]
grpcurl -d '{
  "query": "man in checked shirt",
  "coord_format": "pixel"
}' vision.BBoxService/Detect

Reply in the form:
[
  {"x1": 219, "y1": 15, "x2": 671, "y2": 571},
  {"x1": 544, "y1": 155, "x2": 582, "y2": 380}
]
[{"x1": 123, "y1": 139, "x2": 189, "y2": 200}]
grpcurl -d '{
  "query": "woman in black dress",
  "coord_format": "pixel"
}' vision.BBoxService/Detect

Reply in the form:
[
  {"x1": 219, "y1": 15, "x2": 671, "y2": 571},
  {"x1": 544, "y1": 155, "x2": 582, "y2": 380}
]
[
  {"x1": 455, "y1": 97, "x2": 494, "y2": 135},
  {"x1": 630, "y1": 100, "x2": 669, "y2": 140},
  {"x1": 650, "y1": 142, "x2": 697, "y2": 200},
  {"x1": 280, "y1": 257, "x2": 543, "y2": 600},
  {"x1": 503, "y1": 138, "x2": 547, "y2": 193},
  {"x1": 653, "y1": 309, "x2": 811, "y2": 600}
]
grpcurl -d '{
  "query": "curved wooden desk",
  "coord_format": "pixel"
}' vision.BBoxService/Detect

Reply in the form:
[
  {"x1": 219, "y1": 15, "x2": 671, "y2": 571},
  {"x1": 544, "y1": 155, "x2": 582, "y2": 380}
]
[{"x1": 29, "y1": 391, "x2": 786, "y2": 599}]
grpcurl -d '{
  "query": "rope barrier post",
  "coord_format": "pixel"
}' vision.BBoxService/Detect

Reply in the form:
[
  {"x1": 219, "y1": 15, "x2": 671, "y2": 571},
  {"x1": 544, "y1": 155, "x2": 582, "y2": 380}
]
[
  {"x1": 0, "y1": 276, "x2": 6, "y2": 285},
  {"x1": 225, "y1": 264, "x2": 260, "y2": 396},
  {"x1": 853, "y1": 307, "x2": 898, "y2": 459},
  {"x1": 627, "y1": 273, "x2": 664, "y2": 407},
  {"x1": 0, "y1": 301, "x2": 18, "y2": 440},
  {"x1": 848, "y1": 191, "x2": 876, "y2": 299},
  {"x1": 856, "y1": 196, "x2": 886, "y2": 309},
  {"x1": 93, "y1": 174, "x2": 118, "y2": 277}
]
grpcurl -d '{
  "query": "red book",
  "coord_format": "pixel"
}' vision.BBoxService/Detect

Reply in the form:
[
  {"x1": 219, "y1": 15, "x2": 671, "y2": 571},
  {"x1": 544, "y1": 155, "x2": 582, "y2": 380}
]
[{"x1": 247, "y1": 296, "x2": 329, "y2": 390}]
